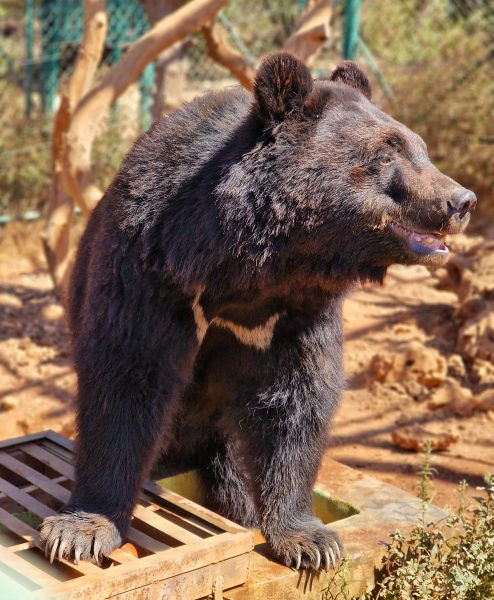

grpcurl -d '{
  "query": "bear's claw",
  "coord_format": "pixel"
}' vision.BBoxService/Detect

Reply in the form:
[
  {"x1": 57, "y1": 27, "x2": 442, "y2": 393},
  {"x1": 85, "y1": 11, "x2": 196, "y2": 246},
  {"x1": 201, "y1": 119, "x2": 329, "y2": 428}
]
[
  {"x1": 268, "y1": 520, "x2": 343, "y2": 572},
  {"x1": 39, "y1": 511, "x2": 121, "y2": 565}
]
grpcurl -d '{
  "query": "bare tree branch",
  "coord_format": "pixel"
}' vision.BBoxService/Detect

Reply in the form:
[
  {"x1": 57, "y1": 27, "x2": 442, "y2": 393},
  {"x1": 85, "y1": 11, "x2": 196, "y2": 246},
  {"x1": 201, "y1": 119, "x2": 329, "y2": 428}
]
[
  {"x1": 283, "y1": 0, "x2": 332, "y2": 65},
  {"x1": 43, "y1": 0, "x2": 108, "y2": 299},
  {"x1": 202, "y1": 1, "x2": 332, "y2": 90},
  {"x1": 202, "y1": 19, "x2": 255, "y2": 90},
  {"x1": 64, "y1": 0, "x2": 229, "y2": 216}
]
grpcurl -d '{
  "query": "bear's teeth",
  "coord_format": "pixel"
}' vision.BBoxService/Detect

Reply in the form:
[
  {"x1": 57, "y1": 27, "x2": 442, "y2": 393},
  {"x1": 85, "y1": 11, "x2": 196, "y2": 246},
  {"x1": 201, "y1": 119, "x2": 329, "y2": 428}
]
[{"x1": 390, "y1": 222, "x2": 449, "y2": 255}]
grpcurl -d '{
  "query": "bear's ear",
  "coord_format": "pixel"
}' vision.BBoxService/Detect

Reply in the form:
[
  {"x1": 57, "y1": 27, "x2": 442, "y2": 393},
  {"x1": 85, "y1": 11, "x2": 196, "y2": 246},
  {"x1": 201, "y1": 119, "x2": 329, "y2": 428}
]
[
  {"x1": 254, "y1": 53, "x2": 314, "y2": 123},
  {"x1": 330, "y1": 61, "x2": 372, "y2": 100}
]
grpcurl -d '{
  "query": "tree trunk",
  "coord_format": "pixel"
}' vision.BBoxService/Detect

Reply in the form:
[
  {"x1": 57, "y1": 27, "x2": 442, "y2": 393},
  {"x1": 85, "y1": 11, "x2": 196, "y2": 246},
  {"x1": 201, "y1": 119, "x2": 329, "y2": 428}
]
[{"x1": 43, "y1": 0, "x2": 108, "y2": 300}]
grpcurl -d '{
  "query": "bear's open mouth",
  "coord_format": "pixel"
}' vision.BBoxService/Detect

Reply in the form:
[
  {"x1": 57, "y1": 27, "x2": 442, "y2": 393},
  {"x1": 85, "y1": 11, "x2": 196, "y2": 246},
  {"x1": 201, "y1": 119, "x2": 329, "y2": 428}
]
[{"x1": 390, "y1": 223, "x2": 449, "y2": 256}]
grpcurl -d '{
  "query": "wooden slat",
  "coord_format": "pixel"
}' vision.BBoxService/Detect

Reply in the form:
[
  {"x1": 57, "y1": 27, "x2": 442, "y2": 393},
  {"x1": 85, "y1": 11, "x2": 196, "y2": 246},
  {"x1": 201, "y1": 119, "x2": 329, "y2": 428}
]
[
  {"x1": 143, "y1": 482, "x2": 246, "y2": 535},
  {"x1": 0, "y1": 432, "x2": 254, "y2": 599},
  {"x1": 145, "y1": 501, "x2": 215, "y2": 537},
  {"x1": 0, "y1": 476, "x2": 53, "y2": 518},
  {"x1": 0, "y1": 452, "x2": 71, "y2": 504},
  {"x1": 22, "y1": 444, "x2": 75, "y2": 479},
  {"x1": 0, "y1": 545, "x2": 59, "y2": 589},
  {"x1": 39, "y1": 434, "x2": 241, "y2": 534},
  {"x1": 0, "y1": 506, "x2": 100, "y2": 576},
  {"x1": 0, "y1": 454, "x2": 140, "y2": 567},
  {"x1": 0, "y1": 476, "x2": 68, "y2": 501},
  {"x1": 125, "y1": 523, "x2": 171, "y2": 553},
  {"x1": 5, "y1": 541, "x2": 31, "y2": 552},
  {"x1": 21, "y1": 443, "x2": 209, "y2": 547},
  {"x1": 133, "y1": 505, "x2": 200, "y2": 545},
  {"x1": 41, "y1": 439, "x2": 74, "y2": 464},
  {"x1": 34, "y1": 531, "x2": 254, "y2": 600},
  {"x1": 0, "y1": 505, "x2": 41, "y2": 539},
  {"x1": 0, "y1": 431, "x2": 50, "y2": 451},
  {"x1": 114, "y1": 553, "x2": 251, "y2": 600},
  {"x1": 20, "y1": 445, "x2": 176, "y2": 554}
]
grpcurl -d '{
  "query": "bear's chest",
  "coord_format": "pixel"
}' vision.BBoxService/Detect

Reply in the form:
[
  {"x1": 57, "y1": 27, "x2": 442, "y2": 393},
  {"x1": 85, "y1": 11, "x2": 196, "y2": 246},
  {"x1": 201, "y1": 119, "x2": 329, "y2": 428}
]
[{"x1": 192, "y1": 289, "x2": 284, "y2": 352}]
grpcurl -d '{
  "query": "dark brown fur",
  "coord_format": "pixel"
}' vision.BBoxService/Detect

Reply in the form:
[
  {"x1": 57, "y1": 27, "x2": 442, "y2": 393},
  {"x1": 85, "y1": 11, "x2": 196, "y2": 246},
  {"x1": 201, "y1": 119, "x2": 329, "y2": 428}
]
[{"x1": 40, "y1": 54, "x2": 475, "y2": 571}]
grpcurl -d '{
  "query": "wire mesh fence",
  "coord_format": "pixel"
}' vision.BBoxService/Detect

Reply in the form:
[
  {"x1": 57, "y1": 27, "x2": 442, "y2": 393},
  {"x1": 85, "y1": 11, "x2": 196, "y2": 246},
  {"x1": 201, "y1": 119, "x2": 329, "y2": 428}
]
[{"x1": 0, "y1": 0, "x2": 493, "y2": 215}]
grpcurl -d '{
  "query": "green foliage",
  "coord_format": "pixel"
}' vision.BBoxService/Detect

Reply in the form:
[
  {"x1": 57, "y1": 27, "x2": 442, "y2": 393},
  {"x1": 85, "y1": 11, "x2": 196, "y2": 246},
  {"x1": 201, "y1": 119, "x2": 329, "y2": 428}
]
[
  {"x1": 361, "y1": 0, "x2": 494, "y2": 211},
  {"x1": 0, "y1": 117, "x2": 51, "y2": 213},
  {"x1": 92, "y1": 119, "x2": 134, "y2": 194},
  {"x1": 224, "y1": 0, "x2": 301, "y2": 53},
  {"x1": 0, "y1": 0, "x2": 492, "y2": 216},
  {"x1": 360, "y1": 456, "x2": 494, "y2": 599}
]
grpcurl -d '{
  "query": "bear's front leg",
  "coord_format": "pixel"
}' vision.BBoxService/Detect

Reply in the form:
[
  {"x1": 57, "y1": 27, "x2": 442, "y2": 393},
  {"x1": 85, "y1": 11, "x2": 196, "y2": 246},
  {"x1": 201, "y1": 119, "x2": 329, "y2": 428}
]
[
  {"x1": 40, "y1": 290, "x2": 199, "y2": 564},
  {"x1": 238, "y1": 312, "x2": 344, "y2": 571},
  {"x1": 252, "y1": 410, "x2": 343, "y2": 571}
]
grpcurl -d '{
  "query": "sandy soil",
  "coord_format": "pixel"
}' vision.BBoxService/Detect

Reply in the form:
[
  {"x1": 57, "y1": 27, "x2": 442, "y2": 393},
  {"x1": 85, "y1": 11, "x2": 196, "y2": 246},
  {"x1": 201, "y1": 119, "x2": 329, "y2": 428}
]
[{"x1": 1, "y1": 220, "x2": 493, "y2": 510}]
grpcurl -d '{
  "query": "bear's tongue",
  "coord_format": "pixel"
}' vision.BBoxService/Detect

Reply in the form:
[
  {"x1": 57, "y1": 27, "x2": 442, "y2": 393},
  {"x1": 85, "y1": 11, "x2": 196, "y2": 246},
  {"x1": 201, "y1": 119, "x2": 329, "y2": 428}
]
[{"x1": 390, "y1": 223, "x2": 449, "y2": 256}]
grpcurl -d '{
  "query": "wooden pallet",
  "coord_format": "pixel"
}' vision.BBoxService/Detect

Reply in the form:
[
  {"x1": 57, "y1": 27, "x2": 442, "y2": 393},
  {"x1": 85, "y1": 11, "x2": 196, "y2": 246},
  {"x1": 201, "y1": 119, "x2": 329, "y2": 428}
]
[{"x1": 0, "y1": 431, "x2": 254, "y2": 599}]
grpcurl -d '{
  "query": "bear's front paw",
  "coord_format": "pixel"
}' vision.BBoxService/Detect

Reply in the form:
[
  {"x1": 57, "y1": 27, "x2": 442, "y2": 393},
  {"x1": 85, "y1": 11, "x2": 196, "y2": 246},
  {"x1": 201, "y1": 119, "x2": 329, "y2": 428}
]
[
  {"x1": 266, "y1": 519, "x2": 343, "y2": 571},
  {"x1": 39, "y1": 511, "x2": 121, "y2": 564}
]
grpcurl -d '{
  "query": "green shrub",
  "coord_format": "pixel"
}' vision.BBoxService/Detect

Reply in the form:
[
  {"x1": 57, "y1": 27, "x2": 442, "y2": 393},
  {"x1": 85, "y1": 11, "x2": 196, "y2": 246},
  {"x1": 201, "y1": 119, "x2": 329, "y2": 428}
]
[{"x1": 360, "y1": 448, "x2": 494, "y2": 599}]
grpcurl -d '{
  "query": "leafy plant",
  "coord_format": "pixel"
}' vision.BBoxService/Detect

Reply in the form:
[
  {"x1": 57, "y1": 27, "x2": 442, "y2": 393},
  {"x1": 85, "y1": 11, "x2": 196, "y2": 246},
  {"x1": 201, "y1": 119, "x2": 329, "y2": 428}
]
[{"x1": 360, "y1": 446, "x2": 494, "y2": 599}]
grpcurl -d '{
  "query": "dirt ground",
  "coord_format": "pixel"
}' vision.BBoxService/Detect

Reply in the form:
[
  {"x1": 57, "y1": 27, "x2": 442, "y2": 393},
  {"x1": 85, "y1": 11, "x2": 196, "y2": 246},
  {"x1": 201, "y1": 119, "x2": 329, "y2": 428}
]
[{"x1": 1, "y1": 219, "x2": 493, "y2": 510}]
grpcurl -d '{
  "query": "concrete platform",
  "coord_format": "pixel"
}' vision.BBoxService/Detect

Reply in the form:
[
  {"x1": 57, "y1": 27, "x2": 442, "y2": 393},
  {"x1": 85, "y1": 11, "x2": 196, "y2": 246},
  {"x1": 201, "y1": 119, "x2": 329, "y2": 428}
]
[{"x1": 160, "y1": 452, "x2": 444, "y2": 599}]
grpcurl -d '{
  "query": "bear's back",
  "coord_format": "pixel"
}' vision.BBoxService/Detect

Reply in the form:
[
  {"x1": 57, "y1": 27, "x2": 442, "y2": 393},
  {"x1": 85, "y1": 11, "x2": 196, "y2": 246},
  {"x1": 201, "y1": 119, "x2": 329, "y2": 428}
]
[{"x1": 112, "y1": 86, "x2": 256, "y2": 235}]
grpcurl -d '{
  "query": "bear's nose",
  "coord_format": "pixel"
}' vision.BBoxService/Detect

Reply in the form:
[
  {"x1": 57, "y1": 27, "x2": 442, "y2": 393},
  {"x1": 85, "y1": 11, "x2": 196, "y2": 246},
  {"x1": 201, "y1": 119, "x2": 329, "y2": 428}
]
[{"x1": 447, "y1": 188, "x2": 477, "y2": 220}]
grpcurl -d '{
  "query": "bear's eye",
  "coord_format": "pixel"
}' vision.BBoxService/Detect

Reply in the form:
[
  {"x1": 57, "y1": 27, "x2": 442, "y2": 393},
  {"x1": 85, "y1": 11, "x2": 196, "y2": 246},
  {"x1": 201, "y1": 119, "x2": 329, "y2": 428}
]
[{"x1": 380, "y1": 154, "x2": 394, "y2": 165}]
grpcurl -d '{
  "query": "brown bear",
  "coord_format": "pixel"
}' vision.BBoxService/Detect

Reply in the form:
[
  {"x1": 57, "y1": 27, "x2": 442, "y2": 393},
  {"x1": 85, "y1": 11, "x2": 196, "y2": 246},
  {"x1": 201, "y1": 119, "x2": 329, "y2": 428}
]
[{"x1": 40, "y1": 53, "x2": 475, "y2": 571}]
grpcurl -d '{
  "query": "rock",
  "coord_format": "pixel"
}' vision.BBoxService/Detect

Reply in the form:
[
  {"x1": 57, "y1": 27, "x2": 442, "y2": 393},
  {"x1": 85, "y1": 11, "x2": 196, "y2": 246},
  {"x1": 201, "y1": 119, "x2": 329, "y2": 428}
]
[
  {"x1": 404, "y1": 342, "x2": 448, "y2": 388},
  {"x1": 471, "y1": 359, "x2": 494, "y2": 385},
  {"x1": 445, "y1": 241, "x2": 494, "y2": 370},
  {"x1": 431, "y1": 387, "x2": 494, "y2": 418},
  {"x1": 446, "y1": 233, "x2": 485, "y2": 255},
  {"x1": 427, "y1": 378, "x2": 473, "y2": 412},
  {"x1": 447, "y1": 354, "x2": 466, "y2": 378},
  {"x1": 0, "y1": 395, "x2": 18, "y2": 411},
  {"x1": 404, "y1": 379, "x2": 428, "y2": 401},
  {"x1": 478, "y1": 389, "x2": 494, "y2": 413},
  {"x1": 370, "y1": 341, "x2": 447, "y2": 390},
  {"x1": 0, "y1": 293, "x2": 22, "y2": 309},
  {"x1": 391, "y1": 425, "x2": 459, "y2": 452},
  {"x1": 41, "y1": 303, "x2": 64, "y2": 321},
  {"x1": 457, "y1": 302, "x2": 494, "y2": 362}
]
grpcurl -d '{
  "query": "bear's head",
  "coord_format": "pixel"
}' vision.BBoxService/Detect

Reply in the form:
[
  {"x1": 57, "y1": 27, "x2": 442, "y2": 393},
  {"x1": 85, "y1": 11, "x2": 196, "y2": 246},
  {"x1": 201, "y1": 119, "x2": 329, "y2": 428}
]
[{"x1": 249, "y1": 53, "x2": 476, "y2": 285}]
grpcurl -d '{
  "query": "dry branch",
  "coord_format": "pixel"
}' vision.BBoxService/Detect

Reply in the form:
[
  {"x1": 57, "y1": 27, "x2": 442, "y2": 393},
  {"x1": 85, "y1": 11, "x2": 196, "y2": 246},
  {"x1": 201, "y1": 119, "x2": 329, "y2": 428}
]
[
  {"x1": 64, "y1": 0, "x2": 229, "y2": 216},
  {"x1": 43, "y1": 0, "x2": 108, "y2": 299},
  {"x1": 202, "y1": 20, "x2": 255, "y2": 90},
  {"x1": 283, "y1": 0, "x2": 332, "y2": 65},
  {"x1": 203, "y1": 1, "x2": 332, "y2": 90}
]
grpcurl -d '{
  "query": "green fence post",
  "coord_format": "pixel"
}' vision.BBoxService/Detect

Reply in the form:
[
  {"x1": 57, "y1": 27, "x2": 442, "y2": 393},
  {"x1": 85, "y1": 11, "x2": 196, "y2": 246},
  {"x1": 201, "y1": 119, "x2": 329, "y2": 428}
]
[
  {"x1": 139, "y1": 62, "x2": 155, "y2": 132},
  {"x1": 110, "y1": 44, "x2": 122, "y2": 118},
  {"x1": 39, "y1": 0, "x2": 60, "y2": 114},
  {"x1": 343, "y1": 0, "x2": 361, "y2": 60},
  {"x1": 24, "y1": 0, "x2": 35, "y2": 117}
]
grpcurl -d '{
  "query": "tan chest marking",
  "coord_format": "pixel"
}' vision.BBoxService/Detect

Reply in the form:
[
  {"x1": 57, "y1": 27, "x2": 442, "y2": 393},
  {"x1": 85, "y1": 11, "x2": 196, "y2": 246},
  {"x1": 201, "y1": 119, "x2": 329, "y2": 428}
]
[{"x1": 192, "y1": 290, "x2": 281, "y2": 351}]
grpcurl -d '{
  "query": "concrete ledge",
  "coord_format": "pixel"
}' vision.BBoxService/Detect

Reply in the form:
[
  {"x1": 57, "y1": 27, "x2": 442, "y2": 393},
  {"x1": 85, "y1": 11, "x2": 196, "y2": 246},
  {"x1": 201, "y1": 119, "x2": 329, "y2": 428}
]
[{"x1": 221, "y1": 454, "x2": 444, "y2": 599}]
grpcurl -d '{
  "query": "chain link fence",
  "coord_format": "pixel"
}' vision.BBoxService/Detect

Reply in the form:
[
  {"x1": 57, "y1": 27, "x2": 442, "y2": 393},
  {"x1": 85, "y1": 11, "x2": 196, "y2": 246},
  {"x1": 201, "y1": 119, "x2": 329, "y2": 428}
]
[{"x1": 0, "y1": 0, "x2": 493, "y2": 215}]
